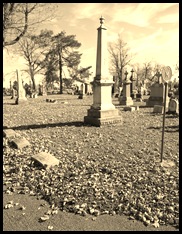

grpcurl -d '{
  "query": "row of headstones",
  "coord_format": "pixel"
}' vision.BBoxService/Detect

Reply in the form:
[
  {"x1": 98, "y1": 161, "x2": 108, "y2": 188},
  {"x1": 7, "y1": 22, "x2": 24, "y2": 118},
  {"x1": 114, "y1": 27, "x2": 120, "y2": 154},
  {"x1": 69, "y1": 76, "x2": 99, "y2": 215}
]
[
  {"x1": 3, "y1": 128, "x2": 59, "y2": 170},
  {"x1": 123, "y1": 97, "x2": 179, "y2": 114},
  {"x1": 153, "y1": 97, "x2": 179, "y2": 114},
  {"x1": 118, "y1": 77, "x2": 179, "y2": 112},
  {"x1": 11, "y1": 88, "x2": 39, "y2": 99}
]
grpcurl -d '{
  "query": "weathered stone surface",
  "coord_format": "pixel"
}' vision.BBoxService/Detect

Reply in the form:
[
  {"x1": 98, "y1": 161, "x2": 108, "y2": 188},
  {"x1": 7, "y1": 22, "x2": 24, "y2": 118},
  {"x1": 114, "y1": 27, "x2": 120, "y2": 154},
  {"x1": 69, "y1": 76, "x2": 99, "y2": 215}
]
[
  {"x1": 161, "y1": 160, "x2": 176, "y2": 168},
  {"x1": 84, "y1": 17, "x2": 122, "y2": 127},
  {"x1": 3, "y1": 129, "x2": 20, "y2": 138},
  {"x1": 168, "y1": 99, "x2": 179, "y2": 114},
  {"x1": 153, "y1": 105, "x2": 164, "y2": 114},
  {"x1": 11, "y1": 137, "x2": 31, "y2": 149},
  {"x1": 84, "y1": 115, "x2": 123, "y2": 127},
  {"x1": 119, "y1": 78, "x2": 133, "y2": 106},
  {"x1": 32, "y1": 152, "x2": 59, "y2": 169},
  {"x1": 146, "y1": 82, "x2": 169, "y2": 107}
]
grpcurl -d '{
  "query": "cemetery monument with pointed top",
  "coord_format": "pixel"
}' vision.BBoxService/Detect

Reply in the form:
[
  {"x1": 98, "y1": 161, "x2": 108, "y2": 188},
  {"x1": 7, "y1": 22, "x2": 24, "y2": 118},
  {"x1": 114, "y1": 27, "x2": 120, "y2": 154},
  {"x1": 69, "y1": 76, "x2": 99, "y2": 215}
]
[
  {"x1": 15, "y1": 70, "x2": 27, "y2": 104},
  {"x1": 119, "y1": 70, "x2": 133, "y2": 106},
  {"x1": 146, "y1": 70, "x2": 169, "y2": 107},
  {"x1": 84, "y1": 16, "x2": 123, "y2": 126}
]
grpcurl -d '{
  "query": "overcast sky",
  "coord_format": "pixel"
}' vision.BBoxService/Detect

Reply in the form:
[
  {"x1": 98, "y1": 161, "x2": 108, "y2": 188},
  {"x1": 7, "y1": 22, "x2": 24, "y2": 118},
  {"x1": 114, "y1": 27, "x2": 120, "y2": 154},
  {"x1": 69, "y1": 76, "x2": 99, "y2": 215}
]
[{"x1": 3, "y1": 3, "x2": 179, "y2": 84}]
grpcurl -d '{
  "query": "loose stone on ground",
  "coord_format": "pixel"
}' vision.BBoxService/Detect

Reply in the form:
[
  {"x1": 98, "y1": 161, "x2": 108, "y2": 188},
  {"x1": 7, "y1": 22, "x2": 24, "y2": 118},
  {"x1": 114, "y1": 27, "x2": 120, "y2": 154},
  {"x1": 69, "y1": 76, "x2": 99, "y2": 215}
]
[
  {"x1": 31, "y1": 152, "x2": 60, "y2": 169},
  {"x1": 10, "y1": 137, "x2": 31, "y2": 150},
  {"x1": 3, "y1": 129, "x2": 20, "y2": 138}
]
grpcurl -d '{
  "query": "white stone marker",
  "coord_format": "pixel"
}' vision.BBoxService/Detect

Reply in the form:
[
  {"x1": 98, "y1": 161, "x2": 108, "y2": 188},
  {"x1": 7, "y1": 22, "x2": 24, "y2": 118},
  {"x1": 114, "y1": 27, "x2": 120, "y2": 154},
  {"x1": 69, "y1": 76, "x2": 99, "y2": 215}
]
[
  {"x1": 15, "y1": 70, "x2": 27, "y2": 104},
  {"x1": 168, "y1": 98, "x2": 179, "y2": 114},
  {"x1": 3, "y1": 129, "x2": 20, "y2": 138},
  {"x1": 11, "y1": 137, "x2": 31, "y2": 149},
  {"x1": 84, "y1": 16, "x2": 122, "y2": 126},
  {"x1": 32, "y1": 152, "x2": 59, "y2": 169},
  {"x1": 119, "y1": 71, "x2": 134, "y2": 106}
]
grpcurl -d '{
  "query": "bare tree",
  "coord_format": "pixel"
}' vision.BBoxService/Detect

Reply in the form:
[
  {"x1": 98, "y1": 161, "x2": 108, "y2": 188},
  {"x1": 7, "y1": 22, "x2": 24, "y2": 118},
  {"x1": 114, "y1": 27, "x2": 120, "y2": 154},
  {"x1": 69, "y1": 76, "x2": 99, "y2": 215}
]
[
  {"x1": 132, "y1": 63, "x2": 143, "y2": 87},
  {"x1": 108, "y1": 34, "x2": 134, "y2": 88},
  {"x1": 141, "y1": 61, "x2": 153, "y2": 83},
  {"x1": 16, "y1": 30, "x2": 53, "y2": 90},
  {"x1": 3, "y1": 3, "x2": 58, "y2": 48}
]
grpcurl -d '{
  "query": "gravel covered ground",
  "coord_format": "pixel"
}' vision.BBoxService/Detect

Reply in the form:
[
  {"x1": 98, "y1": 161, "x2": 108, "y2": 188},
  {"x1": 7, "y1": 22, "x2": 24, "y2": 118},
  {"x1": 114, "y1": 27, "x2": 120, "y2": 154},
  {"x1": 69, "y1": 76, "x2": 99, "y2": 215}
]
[{"x1": 3, "y1": 94, "x2": 179, "y2": 231}]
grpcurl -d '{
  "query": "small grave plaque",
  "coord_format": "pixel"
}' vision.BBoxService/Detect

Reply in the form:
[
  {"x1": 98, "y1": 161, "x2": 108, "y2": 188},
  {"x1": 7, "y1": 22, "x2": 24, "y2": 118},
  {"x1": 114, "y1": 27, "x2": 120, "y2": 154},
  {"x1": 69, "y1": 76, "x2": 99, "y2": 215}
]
[
  {"x1": 153, "y1": 105, "x2": 163, "y2": 114},
  {"x1": 3, "y1": 129, "x2": 20, "y2": 138},
  {"x1": 32, "y1": 152, "x2": 59, "y2": 169},
  {"x1": 11, "y1": 137, "x2": 31, "y2": 149},
  {"x1": 168, "y1": 99, "x2": 179, "y2": 114}
]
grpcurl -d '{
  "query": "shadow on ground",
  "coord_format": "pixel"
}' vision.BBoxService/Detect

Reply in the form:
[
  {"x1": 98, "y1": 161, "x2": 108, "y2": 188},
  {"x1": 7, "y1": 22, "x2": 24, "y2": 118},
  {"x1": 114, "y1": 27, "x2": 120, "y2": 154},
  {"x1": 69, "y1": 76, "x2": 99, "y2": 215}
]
[
  {"x1": 147, "y1": 125, "x2": 179, "y2": 132},
  {"x1": 4, "y1": 121, "x2": 93, "y2": 131}
]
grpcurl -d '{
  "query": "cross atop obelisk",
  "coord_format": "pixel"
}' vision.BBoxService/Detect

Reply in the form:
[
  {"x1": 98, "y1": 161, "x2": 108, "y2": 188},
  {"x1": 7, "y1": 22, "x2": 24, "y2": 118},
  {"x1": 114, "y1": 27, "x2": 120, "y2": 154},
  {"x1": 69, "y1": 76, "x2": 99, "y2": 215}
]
[{"x1": 99, "y1": 15, "x2": 105, "y2": 26}]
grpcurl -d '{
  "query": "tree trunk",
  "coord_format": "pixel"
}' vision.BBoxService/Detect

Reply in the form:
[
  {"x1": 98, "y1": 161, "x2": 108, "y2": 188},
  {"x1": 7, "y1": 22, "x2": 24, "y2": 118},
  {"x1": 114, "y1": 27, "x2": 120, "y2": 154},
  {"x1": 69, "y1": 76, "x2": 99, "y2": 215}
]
[
  {"x1": 58, "y1": 52, "x2": 63, "y2": 94},
  {"x1": 118, "y1": 68, "x2": 123, "y2": 88},
  {"x1": 29, "y1": 66, "x2": 36, "y2": 91}
]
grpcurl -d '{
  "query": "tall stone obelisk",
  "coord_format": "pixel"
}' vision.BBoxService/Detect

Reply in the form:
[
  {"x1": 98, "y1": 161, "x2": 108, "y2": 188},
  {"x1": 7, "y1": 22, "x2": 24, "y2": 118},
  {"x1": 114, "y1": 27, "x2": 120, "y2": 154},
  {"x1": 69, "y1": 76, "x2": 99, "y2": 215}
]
[
  {"x1": 84, "y1": 16, "x2": 123, "y2": 126},
  {"x1": 15, "y1": 70, "x2": 27, "y2": 104}
]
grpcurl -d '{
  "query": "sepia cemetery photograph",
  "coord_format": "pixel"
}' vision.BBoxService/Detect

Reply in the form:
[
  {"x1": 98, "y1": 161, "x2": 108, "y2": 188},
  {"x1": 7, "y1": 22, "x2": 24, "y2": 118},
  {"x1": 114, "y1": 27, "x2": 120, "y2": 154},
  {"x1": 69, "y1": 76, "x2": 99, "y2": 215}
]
[{"x1": 3, "y1": 3, "x2": 179, "y2": 231}]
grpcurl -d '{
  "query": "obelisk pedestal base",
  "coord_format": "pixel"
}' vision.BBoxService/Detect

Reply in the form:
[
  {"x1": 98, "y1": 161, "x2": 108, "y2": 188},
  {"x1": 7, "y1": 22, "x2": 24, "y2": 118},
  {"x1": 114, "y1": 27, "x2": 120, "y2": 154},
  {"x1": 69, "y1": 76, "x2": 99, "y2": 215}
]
[{"x1": 84, "y1": 108, "x2": 123, "y2": 127}]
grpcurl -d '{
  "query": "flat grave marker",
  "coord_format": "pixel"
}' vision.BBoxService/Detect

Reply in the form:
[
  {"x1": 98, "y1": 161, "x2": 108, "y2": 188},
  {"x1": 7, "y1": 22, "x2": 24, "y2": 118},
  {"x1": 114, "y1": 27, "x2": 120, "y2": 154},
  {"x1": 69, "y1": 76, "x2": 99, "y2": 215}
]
[
  {"x1": 153, "y1": 105, "x2": 164, "y2": 114},
  {"x1": 11, "y1": 137, "x2": 31, "y2": 149},
  {"x1": 3, "y1": 129, "x2": 20, "y2": 138},
  {"x1": 32, "y1": 152, "x2": 60, "y2": 169}
]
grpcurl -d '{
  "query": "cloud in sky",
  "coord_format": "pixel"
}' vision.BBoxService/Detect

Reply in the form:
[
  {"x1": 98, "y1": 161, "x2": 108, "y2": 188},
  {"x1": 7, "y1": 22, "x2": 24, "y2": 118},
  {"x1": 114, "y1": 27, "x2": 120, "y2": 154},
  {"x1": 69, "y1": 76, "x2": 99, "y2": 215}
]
[
  {"x1": 3, "y1": 3, "x2": 179, "y2": 83},
  {"x1": 41, "y1": 2, "x2": 179, "y2": 73}
]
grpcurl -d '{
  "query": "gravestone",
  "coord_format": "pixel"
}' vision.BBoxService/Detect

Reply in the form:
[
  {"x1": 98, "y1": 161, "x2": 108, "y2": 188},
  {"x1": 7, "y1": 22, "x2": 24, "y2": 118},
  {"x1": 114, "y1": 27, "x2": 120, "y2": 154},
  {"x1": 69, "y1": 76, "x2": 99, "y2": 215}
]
[
  {"x1": 147, "y1": 82, "x2": 169, "y2": 107},
  {"x1": 136, "y1": 92, "x2": 143, "y2": 102},
  {"x1": 153, "y1": 105, "x2": 164, "y2": 114},
  {"x1": 119, "y1": 71, "x2": 133, "y2": 106},
  {"x1": 11, "y1": 137, "x2": 31, "y2": 149},
  {"x1": 168, "y1": 98, "x2": 179, "y2": 114},
  {"x1": 130, "y1": 69, "x2": 137, "y2": 99},
  {"x1": 124, "y1": 106, "x2": 136, "y2": 112},
  {"x1": 146, "y1": 71, "x2": 169, "y2": 107},
  {"x1": 32, "y1": 152, "x2": 59, "y2": 169},
  {"x1": 15, "y1": 70, "x2": 27, "y2": 104},
  {"x1": 84, "y1": 17, "x2": 122, "y2": 126},
  {"x1": 38, "y1": 81, "x2": 47, "y2": 96},
  {"x1": 78, "y1": 83, "x2": 84, "y2": 99},
  {"x1": 3, "y1": 129, "x2": 20, "y2": 138}
]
